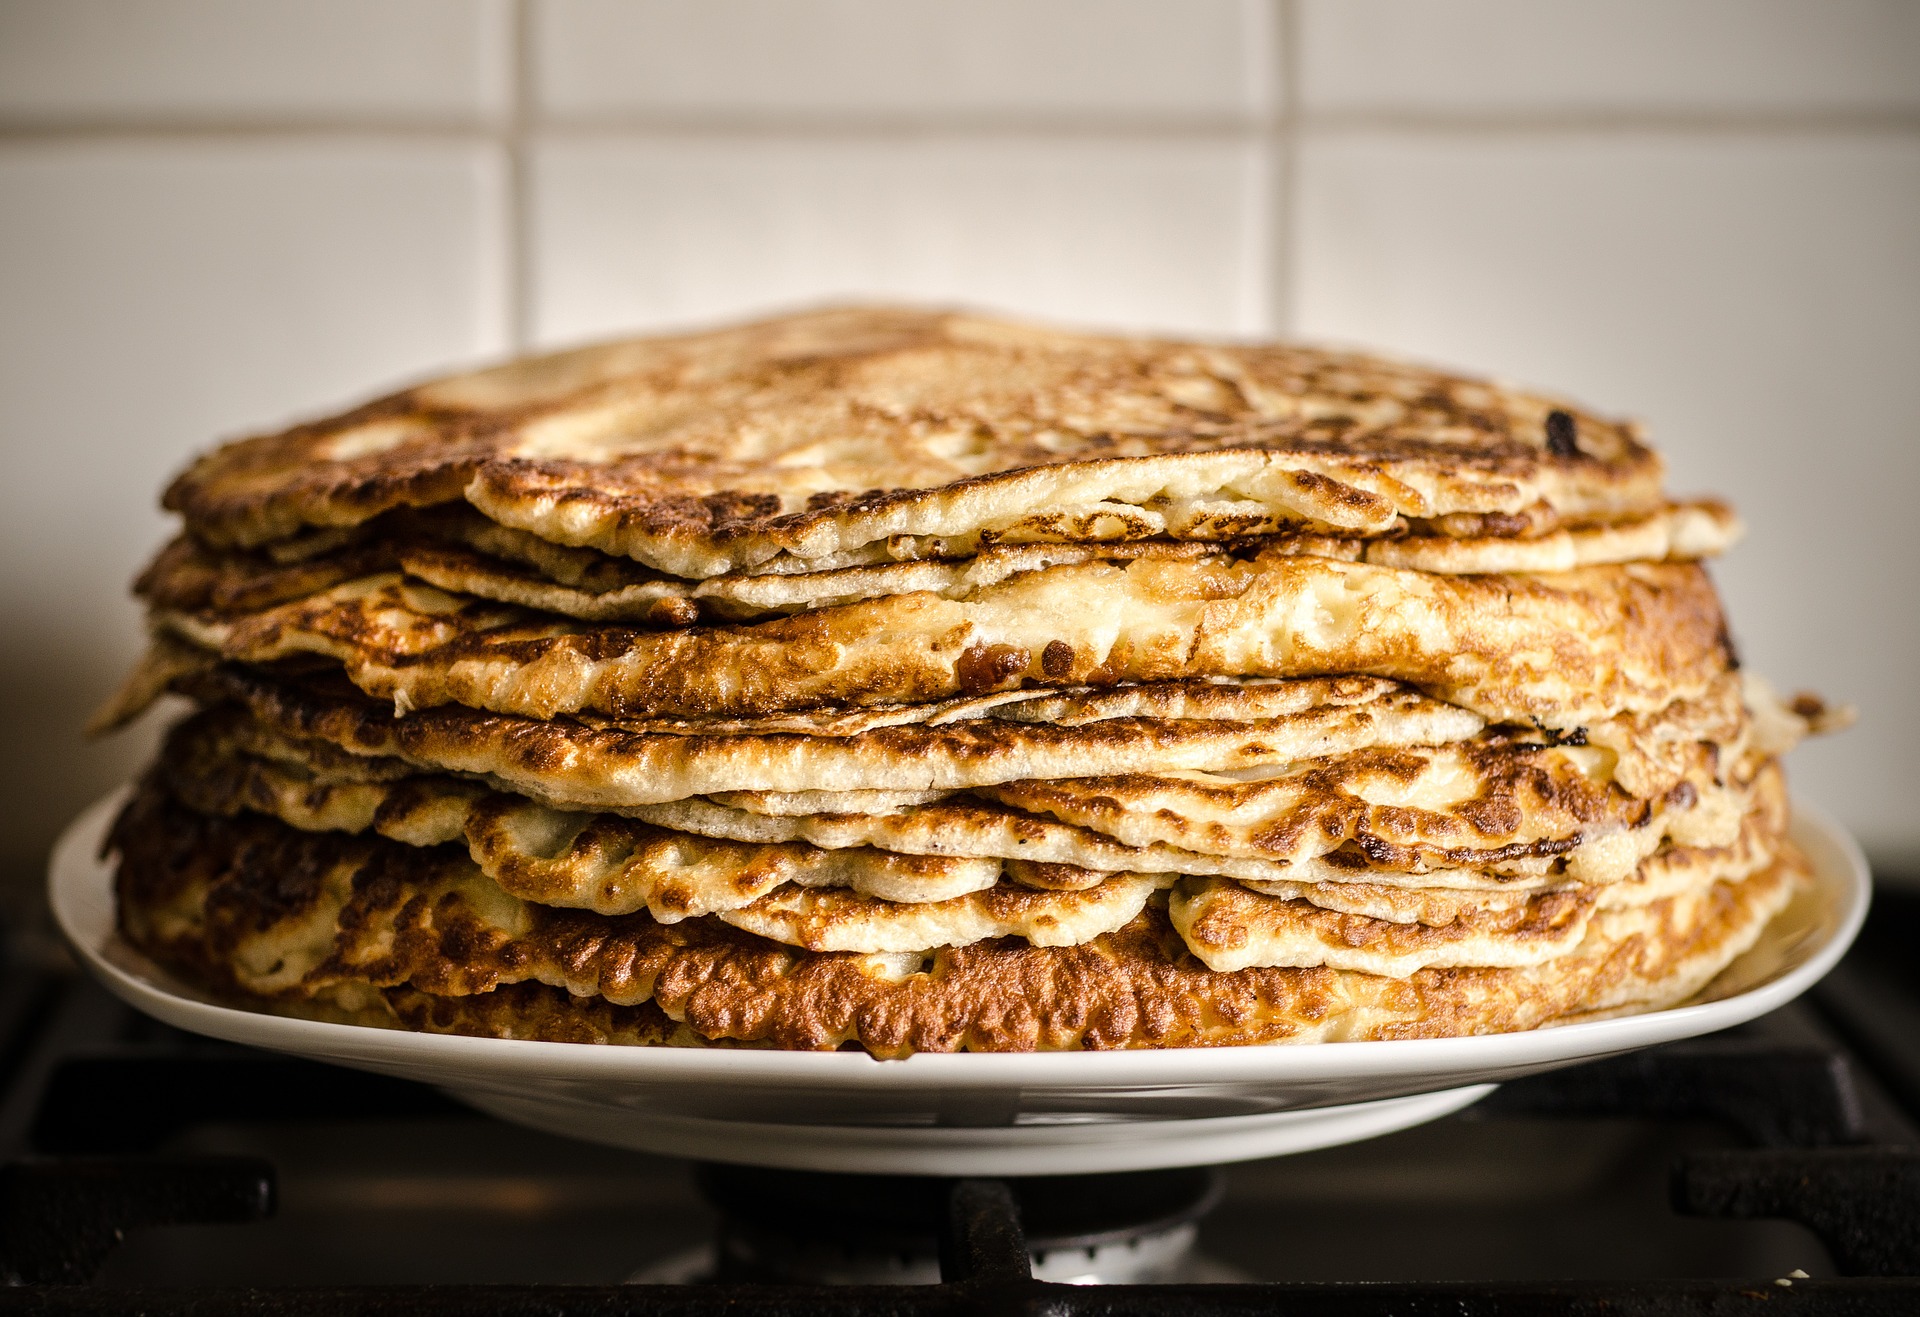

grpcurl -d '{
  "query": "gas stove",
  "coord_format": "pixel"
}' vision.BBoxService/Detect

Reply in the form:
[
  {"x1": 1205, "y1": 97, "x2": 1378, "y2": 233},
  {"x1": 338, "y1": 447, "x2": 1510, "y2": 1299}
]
[{"x1": 0, "y1": 891, "x2": 1913, "y2": 1313}]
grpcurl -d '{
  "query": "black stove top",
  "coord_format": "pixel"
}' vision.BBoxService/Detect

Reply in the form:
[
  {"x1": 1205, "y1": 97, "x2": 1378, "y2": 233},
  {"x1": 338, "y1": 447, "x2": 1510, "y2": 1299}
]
[{"x1": 0, "y1": 890, "x2": 1914, "y2": 1314}]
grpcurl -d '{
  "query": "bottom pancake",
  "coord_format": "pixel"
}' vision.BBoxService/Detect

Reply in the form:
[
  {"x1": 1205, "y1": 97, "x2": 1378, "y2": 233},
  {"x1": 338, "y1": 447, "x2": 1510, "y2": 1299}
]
[
  {"x1": 258, "y1": 981, "x2": 729, "y2": 1048},
  {"x1": 112, "y1": 784, "x2": 1802, "y2": 1056}
]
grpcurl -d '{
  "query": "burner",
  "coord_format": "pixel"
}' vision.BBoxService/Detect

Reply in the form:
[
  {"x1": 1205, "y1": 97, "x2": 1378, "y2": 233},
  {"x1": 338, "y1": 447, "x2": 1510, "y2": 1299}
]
[{"x1": 638, "y1": 1163, "x2": 1229, "y2": 1285}]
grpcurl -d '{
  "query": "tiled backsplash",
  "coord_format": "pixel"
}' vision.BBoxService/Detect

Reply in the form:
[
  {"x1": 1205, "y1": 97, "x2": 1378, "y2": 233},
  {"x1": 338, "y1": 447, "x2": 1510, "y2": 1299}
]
[
  {"x1": 1, "y1": 0, "x2": 1916, "y2": 885},
  {"x1": 1300, "y1": 0, "x2": 1920, "y2": 113},
  {"x1": 530, "y1": 134, "x2": 1271, "y2": 342},
  {"x1": 533, "y1": 0, "x2": 1273, "y2": 122}
]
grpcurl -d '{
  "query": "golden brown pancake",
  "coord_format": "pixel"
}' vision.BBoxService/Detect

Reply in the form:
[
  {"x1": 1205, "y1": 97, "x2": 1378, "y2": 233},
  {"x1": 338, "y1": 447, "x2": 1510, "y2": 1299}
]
[
  {"x1": 149, "y1": 643, "x2": 1496, "y2": 740},
  {"x1": 977, "y1": 735, "x2": 1753, "y2": 888},
  {"x1": 152, "y1": 552, "x2": 1731, "y2": 726},
  {"x1": 1170, "y1": 879, "x2": 1601, "y2": 975},
  {"x1": 111, "y1": 783, "x2": 1802, "y2": 1055},
  {"x1": 162, "y1": 665, "x2": 1496, "y2": 808},
  {"x1": 1233, "y1": 761, "x2": 1786, "y2": 924},
  {"x1": 137, "y1": 498, "x2": 1739, "y2": 632},
  {"x1": 322, "y1": 985, "x2": 721, "y2": 1048},
  {"x1": 1165, "y1": 781, "x2": 1783, "y2": 976},
  {"x1": 162, "y1": 306, "x2": 1671, "y2": 576},
  {"x1": 101, "y1": 305, "x2": 1832, "y2": 1056},
  {"x1": 159, "y1": 704, "x2": 1154, "y2": 922},
  {"x1": 715, "y1": 875, "x2": 1174, "y2": 955},
  {"x1": 157, "y1": 688, "x2": 1765, "y2": 901},
  {"x1": 257, "y1": 790, "x2": 1775, "y2": 981}
]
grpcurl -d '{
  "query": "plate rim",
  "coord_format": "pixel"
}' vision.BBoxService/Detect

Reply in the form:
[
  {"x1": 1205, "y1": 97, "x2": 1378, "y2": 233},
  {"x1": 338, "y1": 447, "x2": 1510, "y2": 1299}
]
[{"x1": 50, "y1": 786, "x2": 1871, "y2": 1090}]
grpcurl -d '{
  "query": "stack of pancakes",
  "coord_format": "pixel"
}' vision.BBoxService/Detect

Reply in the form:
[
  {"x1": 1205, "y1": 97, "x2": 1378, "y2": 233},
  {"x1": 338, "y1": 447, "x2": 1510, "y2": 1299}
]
[{"x1": 100, "y1": 307, "x2": 1834, "y2": 1055}]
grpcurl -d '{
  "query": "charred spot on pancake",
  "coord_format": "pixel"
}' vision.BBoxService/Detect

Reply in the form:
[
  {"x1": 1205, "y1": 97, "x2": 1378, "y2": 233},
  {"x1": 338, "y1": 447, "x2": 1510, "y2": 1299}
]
[
  {"x1": 804, "y1": 489, "x2": 865, "y2": 512},
  {"x1": 1545, "y1": 410, "x2": 1579, "y2": 457},
  {"x1": 647, "y1": 597, "x2": 700, "y2": 628},
  {"x1": 1664, "y1": 780, "x2": 1699, "y2": 812},
  {"x1": 1534, "y1": 724, "x2": 1587, "y2": 747},
  {"x1": 1284, "y1": 468, "x2": 1394, "y2": 519},
  {"x1": 1040, "y1": 640, "x2": 1075, "y2": 679},
  {"x1": 955, "y1": 643, "x2": 1031, "y2": 695}
]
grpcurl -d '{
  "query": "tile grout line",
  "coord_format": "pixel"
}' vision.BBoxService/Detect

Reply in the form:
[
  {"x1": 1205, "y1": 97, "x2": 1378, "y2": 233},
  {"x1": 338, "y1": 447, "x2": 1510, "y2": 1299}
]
[
  {"x1": 1298, "y1": 108, "x2": 1920, "y2": 136},
  {"x1": 2, "y1": 113, "x2": 1916, "y2": 145},
  {"x1": 1268, "y1": 0, "x2": 1300, "y2": 337},
  {"x1": 0, "y1": 123, "x2": 501, "y2": 143}
]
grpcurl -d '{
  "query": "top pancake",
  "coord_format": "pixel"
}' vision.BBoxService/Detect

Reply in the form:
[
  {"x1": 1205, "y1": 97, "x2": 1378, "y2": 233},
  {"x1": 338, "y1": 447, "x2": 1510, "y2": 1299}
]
[{"x1": 163, "y1": 307, "x2": 1670, "y2": 578}]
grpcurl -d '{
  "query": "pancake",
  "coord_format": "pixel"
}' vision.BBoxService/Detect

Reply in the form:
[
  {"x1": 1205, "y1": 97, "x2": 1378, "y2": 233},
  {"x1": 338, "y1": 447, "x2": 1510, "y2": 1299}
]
[
  {"x1": 283, "y1": 800, "x2": 1797, "y2": 1042},
  {"x1": 160, "y1": 683, "x2": 1761, "y2": 900},
  {"x1": 119, "y1": 762, "x2": 1777, "y2": 968},
  {"x1": 152, "y1": 553, "x2": 1732, "y2": 726},
  {"x1": 627, "y1": 669, "x2": 1777, "y2": 889},
  {"x1": 1171, "y1": 879, "x2": 1600, "y2": 975},
  {"x1": 632, "y1": 793, "x2": 1570, "y2": 891},
  {"x1": 162, "y1": 706, "x2": 1148, "y2": 919},
  {"x1": 717, "y1": 875, "x2": 1173, "y2": 955},
  {"x1": 164, "y1": 706, "x2": 1555, "y2": 893},
  {"x1": 111, "y1": 783, "x2": 1803, "y2": 1055},
  {"x1": 329, "y1": 985, "x2": 723, "y2": 1048},
  {"x1": 101, "y1": 304, "x2": 1833, "y2": 1057},
  {"x1": 979, "y1": 735, "x2": 1753, "y2": 888},
  {"x1": 1167, "y1": 772, "x2": 1782, "y2": 975},
  {"x1": 161, "y1": 306, "x2": 1669, "y2": 575},
  {"x1": 120, "y1": 775, "x2": 1174, "y2": 956},
  {"x1": 137, "y1": 497, "x2": 1739, "y2": 633},
  {"x1": 194, "y1": 657, "x2": 1486, "y2": 742},
  {"x1": 167, "y1": 665, "x2": 1490, "y2": 807},
  {"x1": 1236, "y1": 760, "x2": 1786, "y2": 923},
  {"x1": 404, "y1": 501, "x2": 1737, "y2": 613}
]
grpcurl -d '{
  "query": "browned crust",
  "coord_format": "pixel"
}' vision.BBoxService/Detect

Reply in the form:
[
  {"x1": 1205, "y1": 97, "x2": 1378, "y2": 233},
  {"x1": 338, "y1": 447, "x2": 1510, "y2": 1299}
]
[
  {"x1": 166, "y1": 665, "x2": 1494, "y2": 807},
  {"x1": 1064, "y1": 741, "x2": 1633, "y2": 860},
  {"x1": 982, "y1": 734, "x2": 1721, "y2": 872},
  {"x1": 154, "y1": 706, "x2": 1115, "y2": 918},
  {"x1": 160, "y1": 307, "x2": 1666, "y2": 575},
  {"x1": 156, "y1": 695, "x2": 1734, "y2": 896},
  {"x1": 375, "y1": 985, "x2": 723, "y2": 1047},
  {"x1": 135, "y1": 534, "x2": 403, "y2": 616},
  {"x1": 1173, "y1": 878, "x2": 1595, "y2": 963},
  {"x1": 155, "y1": 555, "x2": 1731, "y2": 725},
  {"x1": 138, "y1": 498, "x2": 1739, "y2": 639},
  {"x1": 113, "y1": 785, "x2": 1797, "y2": 1055}
]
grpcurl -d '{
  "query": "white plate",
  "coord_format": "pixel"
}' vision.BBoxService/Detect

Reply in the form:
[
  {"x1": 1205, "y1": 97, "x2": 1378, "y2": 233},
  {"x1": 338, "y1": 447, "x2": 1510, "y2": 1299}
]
[{"x1": 50, "y1": 790, "x2": 1869, "y2": 1176}]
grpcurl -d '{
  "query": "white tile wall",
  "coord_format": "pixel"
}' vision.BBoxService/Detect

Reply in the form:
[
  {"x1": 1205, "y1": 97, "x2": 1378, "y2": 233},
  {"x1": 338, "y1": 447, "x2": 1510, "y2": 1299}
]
[
  {"x1": 0, "y1": 140, "x2": 507, "y2": 880},
  {"x1": 534, "y1": 0, "x2": 1272, "y2": 122},
  {"x1": 0, "y1": 0, "x2": 511, "y2": 124},
  {"x1": 531, "y1": 135, "x2": 1268, "y2": 345},
  {"x1": 1300, "y1": 0, "x2": 1920, "y2": 115},
  {"x1": 1292, "y1": 132, "x2": 1920, "y2": 863},
  {"x1": 1, "y1": 1, "x2": 1917, "y2": 880}
]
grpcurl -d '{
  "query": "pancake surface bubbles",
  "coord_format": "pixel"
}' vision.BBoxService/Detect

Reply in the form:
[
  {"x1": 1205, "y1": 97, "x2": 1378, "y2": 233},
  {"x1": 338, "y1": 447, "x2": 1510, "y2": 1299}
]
[{"x1": 163, "y1": 307, "x2": 1669, "y2": 576}]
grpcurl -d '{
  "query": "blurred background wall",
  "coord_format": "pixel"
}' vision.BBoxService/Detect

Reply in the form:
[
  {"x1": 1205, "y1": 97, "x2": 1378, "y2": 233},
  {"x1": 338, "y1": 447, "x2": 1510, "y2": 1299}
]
[{"x1": 1, "y1": 0, "x2": 1916, "y2": 899}]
